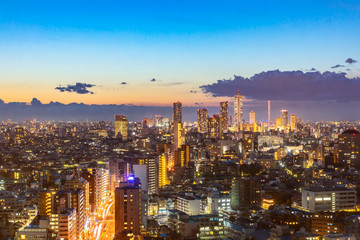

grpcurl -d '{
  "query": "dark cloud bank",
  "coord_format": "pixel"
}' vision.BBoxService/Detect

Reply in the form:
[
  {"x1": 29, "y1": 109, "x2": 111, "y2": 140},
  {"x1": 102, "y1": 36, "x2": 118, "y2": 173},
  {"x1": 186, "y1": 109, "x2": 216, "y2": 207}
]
[{"x1": 200, "y1": 70, "x2": 360, "y2": 102}]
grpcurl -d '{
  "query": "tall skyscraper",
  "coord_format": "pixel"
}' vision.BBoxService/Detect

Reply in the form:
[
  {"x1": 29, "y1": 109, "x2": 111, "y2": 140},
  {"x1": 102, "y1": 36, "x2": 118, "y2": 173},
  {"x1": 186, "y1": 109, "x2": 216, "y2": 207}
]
[
  {"x1": 173, "y1": 121, "x2": 183, "y2": 149},
  {"x1": 207, "y1": 114, "x2": 221, "y2": 139},
  {"x1": 220, "y1": 101, "x2": 228, "y2": 132},
  {"x1": 290, "y1": 114, "x2": 296, "y2": 131},
  {"x1": 249, "y1": 110, "x2": 255, "y2": 124},
  {"x1": 173, "y1": 101, "x2": 182, "y2": 123},
  {"x1": 268, "y1": 100, "x2": 271, "y2": 124},
  {"x1": 115, "y1": 180, "x2": 141, "y2": 236},
  {"x1": 234, "y1": 92, "x2": 243, "y2": 126},
  {"x1": 197, "y1": 108, "x2": 208, "y2": 133},
  {"x1": 114, "y1": 115, "x2": 128, "y2": 140},
  {"x1": 158, "y1": 154, "x2": 169, "y2": 188},
  {"x1": 280, "y1": 110, "x2": 288, "y2": 128}
]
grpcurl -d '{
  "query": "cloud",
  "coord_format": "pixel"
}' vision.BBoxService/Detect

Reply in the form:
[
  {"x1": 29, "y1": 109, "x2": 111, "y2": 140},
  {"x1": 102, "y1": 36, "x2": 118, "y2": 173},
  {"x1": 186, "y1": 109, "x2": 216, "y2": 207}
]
[
  {"x1": 190, "y1": 90, "x2": 197, "y2": 93},
  {"x1": 308, "y1": 68, "x2": 317, "y2": 71},
  {"x1": 346, "y1": 58, "x2": 357, "y2": 64},
  {"x1": 331, "y1": 64, "x2": 345, "y2": 69},
  {"x1": 150, "y1": 78, "x2": 156, "y2": 82},
  {"x1": 31, "y1": 98, "x2": 42, "y2": 105},
  {"x1": 200, "y1": 70, "x2": 360, "y2": 102},
  {"x1": 55, "y1": 82, "x2": 95, "y2": 94},
  {"x1": 121, "y1": 82, "x2": 127, "y2": 85},
  {"x1": 160, "y1": 82, "x2": 185, "y2": 86}
]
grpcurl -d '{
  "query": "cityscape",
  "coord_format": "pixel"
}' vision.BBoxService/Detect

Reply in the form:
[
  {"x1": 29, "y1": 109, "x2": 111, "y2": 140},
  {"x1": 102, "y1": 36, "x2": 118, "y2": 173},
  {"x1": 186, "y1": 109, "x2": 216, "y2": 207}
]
[{"x1": 1, "y1": 1, "x2": 360, "y2": 240}]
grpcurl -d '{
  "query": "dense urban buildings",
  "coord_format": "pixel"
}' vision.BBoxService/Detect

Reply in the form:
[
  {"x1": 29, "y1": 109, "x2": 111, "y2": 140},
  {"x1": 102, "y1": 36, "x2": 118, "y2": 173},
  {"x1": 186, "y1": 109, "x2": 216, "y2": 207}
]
[{"x1": 1, "y1": 96, "x2": 360, "y2": 240}]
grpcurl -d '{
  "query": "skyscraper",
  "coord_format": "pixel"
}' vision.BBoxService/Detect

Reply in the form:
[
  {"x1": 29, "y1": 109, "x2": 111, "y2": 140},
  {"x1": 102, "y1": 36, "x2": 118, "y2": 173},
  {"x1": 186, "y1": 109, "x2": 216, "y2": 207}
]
[
  {"x1": 290, "y1": 114, "x2": 296, "y2": 131},
  {"x1": 197, "y1": 108, "x2": 208, "y2": 133},
  {"x1": 173, "y1": 101, "x2": 182, "y2": 123},
  {"x1": 280, "y1": 110, "x2": 288, "y2": 128},
  {"x1": 249, "y1": 110, "x2": 255, "y2": 124},
  {"x1": 268, "y1": 100, "x2": 271, "y2": 125},
  {"x1": 207, "y1": 114, "x2": 221, "y2": 139},
  {"x1": 234, "y1": 92, "x2": 243, "y2": 126},
  {"x1": 220, "y1": 101, "x2": 228, "y2": 132},
  {"x1": 115, "y1": 180, "x2": 141, "y2": 236},
  {"x1": 173, "y1": 121, "x2": 183, "y2": 149},
  {"x1": 114, "y1": 115, "x2": 128, "y2": 140},
  {"x1": 158, "y1": 154, "x2": 169, "y2": 188}
]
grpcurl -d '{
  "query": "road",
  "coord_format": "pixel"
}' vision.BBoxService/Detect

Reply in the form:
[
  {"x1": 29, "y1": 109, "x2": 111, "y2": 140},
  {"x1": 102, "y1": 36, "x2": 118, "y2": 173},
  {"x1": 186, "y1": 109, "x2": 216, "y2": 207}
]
[{"x1": 86, "y1": 197, "x2": 115, "y2": 240}]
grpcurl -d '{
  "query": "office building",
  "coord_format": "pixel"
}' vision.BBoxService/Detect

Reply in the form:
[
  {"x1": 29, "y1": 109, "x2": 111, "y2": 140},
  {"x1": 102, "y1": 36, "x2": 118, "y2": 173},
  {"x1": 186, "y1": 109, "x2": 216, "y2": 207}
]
[
  {"x1": 173, "y1": 121, "x2": 183, "y2": 149},
  {"x1": 38, "y1": 190, "x2": 56, "y2": 216},
  {"x1": 290, "y1": 114, "x2": 296, "y2": 131},
  {"x1": 115, "y1": 180, "x2": 141, "y2": 236},
  {"x1": 220, "y1": 101, "x2": 228, "y2": 132},
  {"x1": 302, "y1": 187, "x2": 357, "y2": 212},
  {"x1": 338, "y1": 129, "x2": 360, "y2": 168},
  {"x1": 208, "y1": 114, "x2": 221, "y2": 139},
  {"x1": 231, "y1": 177, "x2": 261, "y2": 212},
  {"x1": 114, "y1": 115, "x2": 128, "y2": 140},
  {"x1": 234, "y1": 91, "x2": 243, "y2": 126},
  {"x1": 249, "y1": 110, "x2": 255, "y2": 124},
  {"x1": 158, "y1": 154, "x2": 169, "y2": 189},
  {"x1": 173, "y1": 101, "x2": 182, "y2": 123},
  {"x1": 197, "y1": 108, "x2": 208, "y2": 133},
  {"x1": 147, "y1": 158, "x2": 157, "y2": 195},
  {"x1": 175, "y1": 144, "x2": 190, "y2": 167},
  {"x1": 58, "y1": 208, "x2": 77, "y2": 240},
  {"x1": 280, "y1": 109, "x2": 288, "y2": 128}
]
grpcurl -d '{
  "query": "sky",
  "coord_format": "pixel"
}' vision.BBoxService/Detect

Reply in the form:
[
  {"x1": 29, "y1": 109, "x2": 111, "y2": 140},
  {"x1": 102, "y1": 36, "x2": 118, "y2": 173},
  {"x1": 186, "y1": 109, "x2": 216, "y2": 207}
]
[{"x1": 0, "y1": 0, "x2": 360, "y2": 121}]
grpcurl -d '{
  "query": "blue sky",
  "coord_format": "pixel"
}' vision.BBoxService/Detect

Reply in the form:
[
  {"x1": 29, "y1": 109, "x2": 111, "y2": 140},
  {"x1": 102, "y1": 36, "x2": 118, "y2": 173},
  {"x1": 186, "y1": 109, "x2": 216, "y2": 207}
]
[{"x1": 0, "y1": 0, "x2": 359, "y2": 120}]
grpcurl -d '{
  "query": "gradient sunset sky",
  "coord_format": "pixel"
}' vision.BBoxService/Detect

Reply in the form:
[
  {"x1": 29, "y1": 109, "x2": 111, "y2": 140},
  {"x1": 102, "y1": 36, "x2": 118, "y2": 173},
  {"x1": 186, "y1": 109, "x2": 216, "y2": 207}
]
[{"x1": 0, "y1": 0, "x2": 359, "y2": 107}]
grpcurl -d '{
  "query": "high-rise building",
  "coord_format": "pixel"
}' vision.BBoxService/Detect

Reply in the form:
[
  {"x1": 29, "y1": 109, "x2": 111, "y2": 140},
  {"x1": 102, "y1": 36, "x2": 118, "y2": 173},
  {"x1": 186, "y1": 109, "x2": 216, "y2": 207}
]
[
  {"x1": 230, "y1": 177, "x2": 261, "y2": 212},
  {"x1": 220, "y1": 101, "x2": 228, "y2": 132},
  {"x1": 58, "y1": 208, "x2": 77, "y2": 240},
  {"x1": 338, "y1": 129, "x2": 360, "y2": 168},
  {"x1": 234, "y1": 91, "x2": 243, "y2": 126},
  {"x1": 290, "y1": 114, "x2": 296, "y2": 131},
  {"x1": 207, "y1": 114, "x2": 221, "y2": 139},
  {"x1": 115, "y1": 180, "x2": 141, "y2": 236},
  {"x1": 62, "y1": 175, "x2": 90, "y2": 221},
  {"x1": 173, "y1": 101, "x2": 182, "y2": 123},
  {"x1": 95, "y1": 168, "x2": 109, "y2": 211},
  {"x1": 175, "y1": 145, "x2": 190, "y2": 167},
  {"x1": 158, "y1": 154, "x2": 169, "y2": 188},
  {"x1": 280, "y1": 110, "x2": 288, "y2": 128},
  {"x1": 38, "y1": 190, "x2": 56, "y2": 216},
  {"x1": 249, "y1": 110, "x2": 255, "y2": 124},
  {"x1": 80, "y1": 171, "x2": 96, "y2": 212},
  {"x1": 114, "y1": 115, "x2": 128, "y2": 140},
  {"x1": 197, "y1": 108, "x2": 208, "y2": 133},
  {"x1": 147, "y1": 158, "x2": 157, "y2": 195},
  {"x1": 268, "y1": 100, "x2": 271, "y2": 125},
  {"x1": 173, "y1": 121, "x2": 183, "y2": 149},
  {"x1": 276, "y1": 118, "x2": 281, "y2": 129}
]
